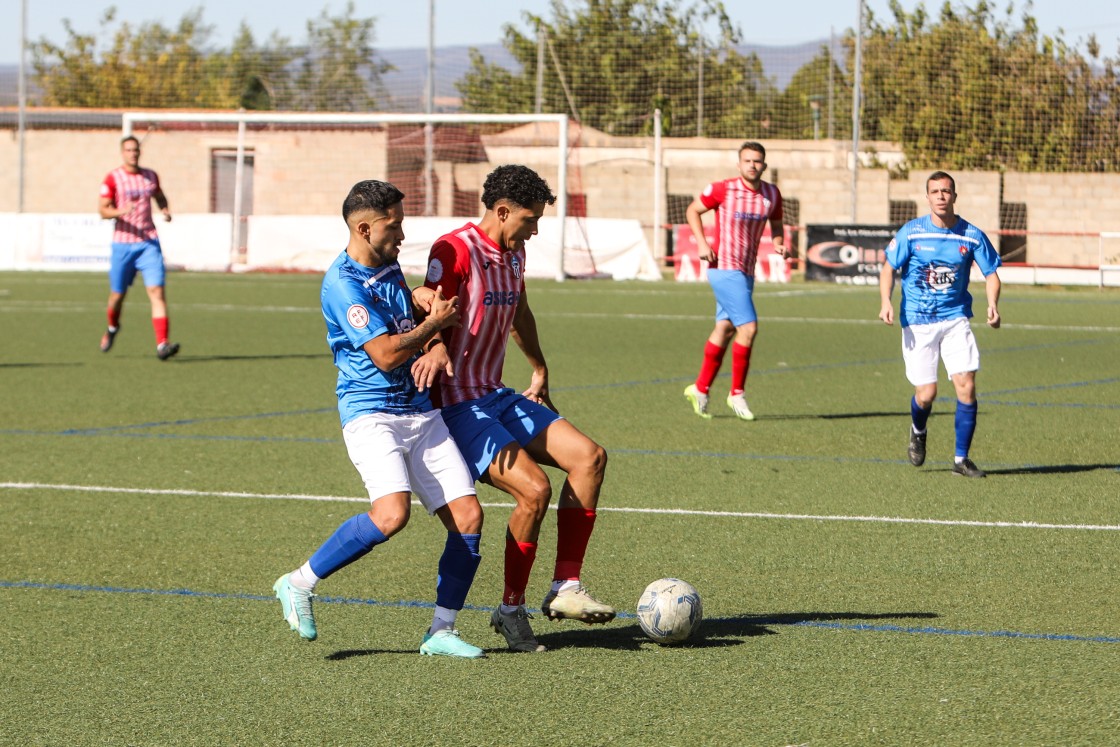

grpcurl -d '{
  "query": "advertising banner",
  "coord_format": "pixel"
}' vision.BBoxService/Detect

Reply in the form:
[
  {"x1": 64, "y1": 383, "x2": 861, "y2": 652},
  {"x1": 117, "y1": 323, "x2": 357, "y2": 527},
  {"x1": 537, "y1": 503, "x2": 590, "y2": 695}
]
[
  {"x1": 804, "y1": 224, "x2": 898, "y2": 285},
  {"x1": 672, "y1": 223, "x2": 793, "y2": 283}
]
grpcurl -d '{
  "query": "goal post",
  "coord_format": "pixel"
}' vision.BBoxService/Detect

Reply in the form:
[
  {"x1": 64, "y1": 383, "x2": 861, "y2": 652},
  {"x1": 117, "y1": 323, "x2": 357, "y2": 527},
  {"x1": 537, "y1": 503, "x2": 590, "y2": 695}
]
[{"x1": 121, "y1": 111, "x2": 571, "y2": 281}]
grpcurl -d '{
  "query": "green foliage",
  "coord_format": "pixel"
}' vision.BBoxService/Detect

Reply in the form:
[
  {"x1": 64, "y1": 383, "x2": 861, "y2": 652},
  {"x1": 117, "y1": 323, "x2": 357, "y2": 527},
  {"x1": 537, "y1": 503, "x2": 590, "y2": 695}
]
[
  {"x1": 858, "y1": 0, "x2": 1120, "y2": 171},
  {"x1": 29, "y1": 4, "x2": 391, "y2": 112},
  {"x1": 456, "y1": 0, "x2": 774, "y2": 138},
  {"x1": 290, "y1": 1, "x2": 393, "y2": 112}
]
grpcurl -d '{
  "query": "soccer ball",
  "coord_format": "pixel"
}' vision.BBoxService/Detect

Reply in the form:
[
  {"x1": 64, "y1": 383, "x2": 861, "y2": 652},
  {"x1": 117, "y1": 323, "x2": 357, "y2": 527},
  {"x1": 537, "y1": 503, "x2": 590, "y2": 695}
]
[{"x1": 636, "y1": 578, "x2": 703, "y2": 645}]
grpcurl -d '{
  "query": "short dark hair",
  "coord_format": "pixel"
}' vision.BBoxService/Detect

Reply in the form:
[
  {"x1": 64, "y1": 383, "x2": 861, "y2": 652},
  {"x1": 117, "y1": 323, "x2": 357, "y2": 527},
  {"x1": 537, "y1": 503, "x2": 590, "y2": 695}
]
[
  {"x1": 121, "y1": 135, "x2": 140, "y2": 148},
  {"x1": 927, "y1": 171, "x2": 956, "y2": 193},
  {"x1": 738, "y1": 141, "x2": 766, "y2": 159},
  {"x1": 481, "y1": 164, "x2": 556, "y2": 210},
  {"x1": 342, "y1": 180, "x2": 405, "y2": 221}
]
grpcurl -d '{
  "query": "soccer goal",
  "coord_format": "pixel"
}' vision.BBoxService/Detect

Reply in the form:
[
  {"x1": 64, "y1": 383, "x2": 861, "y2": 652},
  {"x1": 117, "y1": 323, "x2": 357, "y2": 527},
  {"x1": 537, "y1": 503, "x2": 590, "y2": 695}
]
[{"x1": 121, "y1": 111, "x2": 576, "y2": 280}]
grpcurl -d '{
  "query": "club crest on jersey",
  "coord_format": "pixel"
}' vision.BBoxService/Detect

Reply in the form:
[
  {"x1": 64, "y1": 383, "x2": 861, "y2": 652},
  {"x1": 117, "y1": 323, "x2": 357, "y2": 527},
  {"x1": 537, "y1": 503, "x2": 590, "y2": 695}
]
[
  {"x1": 426, "y1": 258, "x2": 444, "y2": 283},
  {"x1": 959, "y1": 245, "x2": 969, "y2": 256},
  {"x1": 510, "y1": 255, "x2": 522, "y2": 279},
  {"x1": 346, "y1": 304, "x2": 370, "y2": 329}
]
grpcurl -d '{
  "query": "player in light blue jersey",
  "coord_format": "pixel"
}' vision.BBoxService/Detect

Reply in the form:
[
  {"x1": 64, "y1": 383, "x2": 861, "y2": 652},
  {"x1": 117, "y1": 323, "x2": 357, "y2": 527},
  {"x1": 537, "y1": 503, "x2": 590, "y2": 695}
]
[
  {"x1": 273, "y1": 180, "x2": 488, "y2": 658},
  {"x1": 879, "y1": 171, "x2": 1002, "y2": 478}
]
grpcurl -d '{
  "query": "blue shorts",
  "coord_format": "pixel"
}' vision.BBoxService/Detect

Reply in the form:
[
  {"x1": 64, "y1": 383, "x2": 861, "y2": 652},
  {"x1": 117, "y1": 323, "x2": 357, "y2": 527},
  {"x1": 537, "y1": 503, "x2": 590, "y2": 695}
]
[
  {"x1": 441, "y1": 388, "x2": 563, "y2": 482},
  {"x1": 109, "y1": 240, "x2": 165, "y2": 293},
  {"x1": 708, "y1": 269, "x2": 757, "y2": 326}
]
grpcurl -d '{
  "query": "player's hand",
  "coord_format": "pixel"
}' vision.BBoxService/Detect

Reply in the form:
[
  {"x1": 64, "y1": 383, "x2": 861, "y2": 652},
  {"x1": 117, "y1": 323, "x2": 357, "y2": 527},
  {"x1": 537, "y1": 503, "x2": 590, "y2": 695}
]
[
  {"x1": 162, "y1": 208, "x2": 172, "y2": 223},
  {"x1": 522, "y1": 370, "x2": 558, "y2": 413},
  {"x1": 428, "y1": 286, "x2": 461, "y2": 329},
  {"x1": 772, "y1": 243, "x2": 787, "y2": 259},
  {"x1": 412, "y1": 286, "x2": 436, "y2": 315},
  {"x1": 698, "y1": 248, "x2": 715, "y2": 263},
  {"x1": 987, "y1": 305, "x2": 1001, "y2": 329},
  {"x1": 878, "y1": 304, "x2": 894, "y2": 325},
  {"x1": 411, "y1": 345, "x2": 453, "y2": 392}
]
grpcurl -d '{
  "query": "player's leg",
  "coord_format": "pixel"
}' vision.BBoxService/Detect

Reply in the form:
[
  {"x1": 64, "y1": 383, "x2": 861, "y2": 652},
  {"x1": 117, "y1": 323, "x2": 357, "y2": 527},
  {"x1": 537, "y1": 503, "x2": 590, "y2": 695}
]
[
  {"x1": 409, "y1": 413, "x2": 486, "y2": 658},
  {"x1": 274, "y1": 415, "x2": 412, "y2": 640},
  {"x1": 137, "y1": 241, "x2": 178, "y2": 360},
  {"x1": 902, "y1": 323, "x2": 941, "y2": 467},
  {"x1": 943, "y1": 319, "x2": 985, "y2": 477},
  {"x1": 524, "y1": 418, "x2": 616, "y2": 625},
  {"x1": 685, "y1": 271, "x2": 738, "y2": 417},
  {"x1": 725, "y1": 274, "x2": 758, "y2": 420},
  {"x1": 101, "y1": 244, "x2": 135, "y2": 352},
  {"x1": 441, "y1": 393, "x2": 549, "y2": 652}
]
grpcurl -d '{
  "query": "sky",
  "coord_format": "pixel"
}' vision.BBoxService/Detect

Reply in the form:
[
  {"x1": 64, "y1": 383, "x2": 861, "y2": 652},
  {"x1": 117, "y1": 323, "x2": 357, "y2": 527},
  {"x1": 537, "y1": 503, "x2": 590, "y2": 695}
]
[{"x1": 3, "y1": 0, "x2": 1119, "y2": 64}]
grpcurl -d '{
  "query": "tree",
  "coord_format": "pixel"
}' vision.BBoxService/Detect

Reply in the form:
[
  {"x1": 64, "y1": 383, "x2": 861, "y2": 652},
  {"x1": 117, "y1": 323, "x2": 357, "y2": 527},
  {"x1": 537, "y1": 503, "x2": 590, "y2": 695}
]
[
  {"x1": 855, "y1": 0, "x2": 1120, "y2": 172},
  {"x1": 456, "y1": 0, "x2": 776, "y2": 138},
  {"x1": 289, "y1": 2, "x2": 392, "y2": 112}
]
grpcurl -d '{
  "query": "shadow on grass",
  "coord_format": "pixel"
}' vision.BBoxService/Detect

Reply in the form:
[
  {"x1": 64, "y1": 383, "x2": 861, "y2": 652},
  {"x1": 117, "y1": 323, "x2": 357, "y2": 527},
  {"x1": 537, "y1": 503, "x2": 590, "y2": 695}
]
[
  {"x1": 534, "y1": 610, "x2": 939, "y2": 652},
  {"x1": 754, "y1": 411, "x2": 937, "y2": 422},
  {"x1": 984, "y1": 463, "x2": 1120, "y2": 475},
  {"x1": 325, "y1": 610, "x2": 940, "y2": 658}
]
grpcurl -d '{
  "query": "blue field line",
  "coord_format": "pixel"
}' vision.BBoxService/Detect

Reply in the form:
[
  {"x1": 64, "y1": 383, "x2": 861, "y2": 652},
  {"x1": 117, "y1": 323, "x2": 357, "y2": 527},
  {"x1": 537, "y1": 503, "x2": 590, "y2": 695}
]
[{"x1": 6, "y1": 580, "x2": 1118, "y2": 645}]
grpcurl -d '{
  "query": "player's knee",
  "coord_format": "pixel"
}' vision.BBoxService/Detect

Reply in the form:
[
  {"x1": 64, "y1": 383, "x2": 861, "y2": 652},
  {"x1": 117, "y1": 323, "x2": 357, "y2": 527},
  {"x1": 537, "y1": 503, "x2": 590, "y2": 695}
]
[
  {"x1": 515, "y1": 476, "x2": 552, "y2": 520},
  {"x1": 455, "y1": 498, "x2": 484, "y2": 534},
  {"x1": 370, "y1": 506, "x2": 410, "y2": 538},
  {"x1": 585, "y1": 442, "x2": 608, "y2": 482}
]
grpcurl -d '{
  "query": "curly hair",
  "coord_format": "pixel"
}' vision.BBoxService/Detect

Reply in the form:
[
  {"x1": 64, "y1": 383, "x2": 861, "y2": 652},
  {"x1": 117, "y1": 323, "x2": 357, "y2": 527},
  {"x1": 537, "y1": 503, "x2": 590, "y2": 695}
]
[
  {"x1": 481, "y1": 165, "x2": 556, "y2": 210},
  {"x1": 342, "y1": 180, "x2": 405, "y2": 221}
]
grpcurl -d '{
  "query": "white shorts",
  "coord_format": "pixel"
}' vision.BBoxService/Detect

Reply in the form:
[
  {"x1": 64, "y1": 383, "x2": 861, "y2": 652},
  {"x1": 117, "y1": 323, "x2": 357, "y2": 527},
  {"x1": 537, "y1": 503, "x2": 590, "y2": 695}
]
[
  {"x1": 341, "y1": 410, "x2": 476, "y2": 514},
  {"x1": 901, "y1": 317, "x2": 980, "y2": 386}
]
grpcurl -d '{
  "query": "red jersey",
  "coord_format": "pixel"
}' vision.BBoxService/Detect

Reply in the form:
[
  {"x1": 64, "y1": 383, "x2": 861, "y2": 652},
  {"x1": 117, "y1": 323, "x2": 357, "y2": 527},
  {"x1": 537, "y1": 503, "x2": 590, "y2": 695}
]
[
  {"x1": 100, "y1": 167, "x2": 161, "y2": 244},
  {"x1": 424, "y1": 223, "x2": 526, "y2": 407},
  {"x1": 699, "y1": 177, "x2": 782, "y2": 274}
]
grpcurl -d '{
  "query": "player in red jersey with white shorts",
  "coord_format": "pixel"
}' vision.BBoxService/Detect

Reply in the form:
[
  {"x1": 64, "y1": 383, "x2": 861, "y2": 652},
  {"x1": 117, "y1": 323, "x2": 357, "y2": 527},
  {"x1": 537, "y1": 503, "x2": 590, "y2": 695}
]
[
  {"x1": 417, "y1": 164, "x2": 614, "y2": 653},
  {"x1": 98, "y1": 135, "x2": 179, "y2": 360},
  {"x1": 683, "y1": 141, "x2": 788, "y2": 420}
]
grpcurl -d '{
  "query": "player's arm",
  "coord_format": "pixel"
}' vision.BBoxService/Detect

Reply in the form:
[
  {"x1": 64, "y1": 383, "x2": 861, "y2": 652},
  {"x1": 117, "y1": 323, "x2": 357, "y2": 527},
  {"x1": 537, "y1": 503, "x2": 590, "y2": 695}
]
[
  {"x1": 409, "y1": 284, "x2": 457, "y2": 391},
  {"x1": 363, "y1": 287, "x2": 459, "y2": 371},
  {"x1": 769, "y1": 192, "x2": 787, "y2": 258},
  {"x1": 984, "y1": 271, "x2": 1001, "y2": 329},
  {"x1": 685, "y1": 198, "x2": 715, "y2": 263},
  {"x1": 98, "y1": 176, "x2": 129, "y2": 219},
  {"x1": 878, "y1": 261, "x2": 896, "y2": 325},
  {"x1": 153, "y1": 185, "x2": 171, "y2": 222},
  {"x1": 510, "y1": 291, "x2": 556, "y2": 412}
]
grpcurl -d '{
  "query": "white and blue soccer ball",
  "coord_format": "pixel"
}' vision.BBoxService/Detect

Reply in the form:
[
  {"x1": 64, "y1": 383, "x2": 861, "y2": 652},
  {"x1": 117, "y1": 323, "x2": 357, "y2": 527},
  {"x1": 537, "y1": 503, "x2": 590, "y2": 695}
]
[{"x1": 636, "y1": 577, "x2": 703, "y2": 645}]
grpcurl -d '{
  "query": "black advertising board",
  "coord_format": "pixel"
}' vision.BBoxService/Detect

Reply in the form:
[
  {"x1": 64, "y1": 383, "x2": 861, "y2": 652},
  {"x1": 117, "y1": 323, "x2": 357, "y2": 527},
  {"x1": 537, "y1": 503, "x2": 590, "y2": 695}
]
[{"x1": 804, "y1": 224, "x2": 900, "y2": 285}]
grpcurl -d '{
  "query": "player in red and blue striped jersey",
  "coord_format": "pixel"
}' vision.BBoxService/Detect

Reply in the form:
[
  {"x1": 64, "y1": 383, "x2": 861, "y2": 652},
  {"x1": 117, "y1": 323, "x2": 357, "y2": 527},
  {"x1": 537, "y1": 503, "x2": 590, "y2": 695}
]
[
  {"x1": 97, "y1": 136, "x2": 179, "y2": 360},
  {"x1": 683, "y1": 141, "x2": 788, "y2": 421},
  {"x1": 419, "y1": 165, "x2": 615, "y2": 653},
  {"x1": 879, "y1": 171, "x2": 1002, "y2": 478}
]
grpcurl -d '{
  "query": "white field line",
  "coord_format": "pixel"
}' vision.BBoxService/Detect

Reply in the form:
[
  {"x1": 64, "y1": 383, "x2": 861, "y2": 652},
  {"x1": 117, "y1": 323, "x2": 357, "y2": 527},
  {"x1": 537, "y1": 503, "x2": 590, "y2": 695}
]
[{"x1": 3, "y1": 481, "x2": 1118, "y2": 532}]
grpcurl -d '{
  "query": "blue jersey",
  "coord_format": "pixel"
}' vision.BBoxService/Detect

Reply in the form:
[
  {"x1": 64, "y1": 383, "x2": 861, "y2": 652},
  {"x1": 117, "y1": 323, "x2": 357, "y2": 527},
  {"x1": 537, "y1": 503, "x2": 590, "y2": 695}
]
[
  {"x1": 886, "y1": 215, "x2": 1001, "y2": 327},
  {"x1": 321, "y1": 251, "x2": 432, "y2": 424}
]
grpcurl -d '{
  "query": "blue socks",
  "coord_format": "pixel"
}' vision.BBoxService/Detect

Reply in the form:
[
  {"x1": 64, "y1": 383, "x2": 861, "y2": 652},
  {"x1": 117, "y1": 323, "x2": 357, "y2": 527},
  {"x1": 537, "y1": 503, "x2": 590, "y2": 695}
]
[
  {"x1": 954, "y1": 400, "x2": 978, "y2": 458},
  {"x1": 911, "y1": 396, "x2": 932, "y2": 433},
  {"x1": 435, "y1": 532, "x2": 482, "y2": 611},
  {"x1": 308, "y1": 512, "x2": 387, "y2": 580}
]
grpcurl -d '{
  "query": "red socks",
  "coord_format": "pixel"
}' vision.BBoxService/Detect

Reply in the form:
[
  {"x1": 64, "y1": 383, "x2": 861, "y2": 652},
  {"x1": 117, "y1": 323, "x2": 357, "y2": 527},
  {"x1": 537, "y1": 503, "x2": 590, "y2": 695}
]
[
  {"x1": 730, "y1": 343, "x2": 752, "y2": 396},
  {"x1": 503, "y1": 536, "x2": 537, "y2": 606},
  {"x1": 554, "y1": 507, "x2": 597, "y2": 581},
  {"x1": 107, "y1": 308, "x2": 120, "y2": 330},
  {"x1": 152, "y1": 316, "x2": 170, "y2": 346},
  {"x1": 695, "y1": 341, "x2": 727, "y2": 394}
]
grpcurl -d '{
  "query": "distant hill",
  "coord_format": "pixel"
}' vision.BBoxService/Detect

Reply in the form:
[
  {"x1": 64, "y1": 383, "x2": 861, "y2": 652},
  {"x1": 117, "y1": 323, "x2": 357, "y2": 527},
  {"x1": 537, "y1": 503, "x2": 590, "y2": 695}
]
[{"x1": 0, "y1": 40, "x2": 825, "y2": 111}]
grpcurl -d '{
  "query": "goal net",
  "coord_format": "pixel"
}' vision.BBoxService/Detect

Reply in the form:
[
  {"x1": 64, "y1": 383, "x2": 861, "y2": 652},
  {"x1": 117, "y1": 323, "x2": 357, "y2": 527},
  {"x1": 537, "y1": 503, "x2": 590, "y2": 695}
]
[{"x1": 121, "y1": 111, "x2": 582, "y2": 280}]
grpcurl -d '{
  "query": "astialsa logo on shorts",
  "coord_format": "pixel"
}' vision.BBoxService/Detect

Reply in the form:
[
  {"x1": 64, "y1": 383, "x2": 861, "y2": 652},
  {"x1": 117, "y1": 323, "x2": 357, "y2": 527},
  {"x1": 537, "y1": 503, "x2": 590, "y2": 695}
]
[{"x1": 346, "y1": 304, "x2": 370, "y2": 329}]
